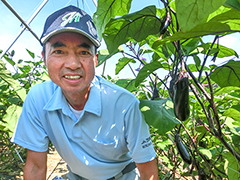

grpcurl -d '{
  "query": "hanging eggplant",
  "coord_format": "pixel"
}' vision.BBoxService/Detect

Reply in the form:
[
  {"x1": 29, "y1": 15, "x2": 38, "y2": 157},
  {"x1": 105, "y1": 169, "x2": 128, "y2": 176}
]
[
  {"x1": 175, "y1": 133, "x2": 192, "y2": 165},
  {"x1": 173, "y1": 61, "x2": 190, "y2": 121}
]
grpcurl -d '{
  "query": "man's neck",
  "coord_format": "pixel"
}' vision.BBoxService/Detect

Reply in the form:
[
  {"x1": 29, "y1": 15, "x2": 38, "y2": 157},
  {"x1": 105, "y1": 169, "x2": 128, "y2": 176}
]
[{"x1": 62, "y1": 86, "x2": 91, "y2": 110}]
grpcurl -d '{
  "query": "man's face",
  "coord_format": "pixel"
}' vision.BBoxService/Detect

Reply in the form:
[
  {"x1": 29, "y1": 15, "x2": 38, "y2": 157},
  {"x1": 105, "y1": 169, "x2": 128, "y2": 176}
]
[{"x1": 43, "y1": 32, "x2": 98, "y2": 98}]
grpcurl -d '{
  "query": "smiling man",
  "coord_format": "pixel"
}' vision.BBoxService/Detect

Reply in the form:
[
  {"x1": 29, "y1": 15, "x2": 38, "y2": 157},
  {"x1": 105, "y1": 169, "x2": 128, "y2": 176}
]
[{"x1": 11, "y1": 5, "x2": 159, "y2": 180}]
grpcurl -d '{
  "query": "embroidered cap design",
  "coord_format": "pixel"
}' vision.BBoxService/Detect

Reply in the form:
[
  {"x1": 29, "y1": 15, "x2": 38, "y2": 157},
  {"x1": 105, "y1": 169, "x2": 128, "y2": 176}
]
[{"x1": 61, "y1": 12, "x2": 81, "y2": 26}]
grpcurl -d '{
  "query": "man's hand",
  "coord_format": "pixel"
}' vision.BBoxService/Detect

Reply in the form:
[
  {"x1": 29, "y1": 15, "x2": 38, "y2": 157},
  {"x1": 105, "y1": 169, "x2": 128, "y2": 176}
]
[
  {"x1": 23, "y1": 150, "x2": 47, "y2": 180},
  {"x1": 136, "y1": 158, "x2": 159, "y2": 180}
]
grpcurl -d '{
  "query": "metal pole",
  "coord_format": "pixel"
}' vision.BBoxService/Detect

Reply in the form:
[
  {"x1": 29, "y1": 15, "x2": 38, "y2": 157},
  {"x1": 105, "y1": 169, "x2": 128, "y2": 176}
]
[{"x1": 1, "y1": 0, "x2": 48, "y2": 58}]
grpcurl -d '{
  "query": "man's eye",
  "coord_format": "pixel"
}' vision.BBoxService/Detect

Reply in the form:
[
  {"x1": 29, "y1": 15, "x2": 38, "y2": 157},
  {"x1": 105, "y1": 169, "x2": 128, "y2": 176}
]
[
  {"x1": 80, "y1": 51, "x2": 90, "y2": 55},
  {"x1": 54, "y1": 50, "x2": 63, "y2": 54}
]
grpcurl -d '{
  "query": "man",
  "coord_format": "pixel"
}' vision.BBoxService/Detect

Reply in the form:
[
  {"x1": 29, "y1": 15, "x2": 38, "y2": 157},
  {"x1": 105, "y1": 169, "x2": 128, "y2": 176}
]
[{"x1": 11, "y1": 5, "x2": 159, "y2": 180}]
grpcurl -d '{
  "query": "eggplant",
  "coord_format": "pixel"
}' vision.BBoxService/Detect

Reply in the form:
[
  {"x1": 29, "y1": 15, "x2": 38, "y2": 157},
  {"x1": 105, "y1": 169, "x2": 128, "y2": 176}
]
[
  {"x1": 175, "y1": 133, "x2": 192, "y2": 165},
  {"x1": 173, "y1": 74, "x2": 190, "y2": 121}
]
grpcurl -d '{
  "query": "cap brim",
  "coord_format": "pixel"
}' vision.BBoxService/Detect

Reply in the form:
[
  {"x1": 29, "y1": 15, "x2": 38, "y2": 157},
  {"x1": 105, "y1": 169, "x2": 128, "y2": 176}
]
[{"x1": 41, "y1": 27, "x2": 101, "y2": 47}]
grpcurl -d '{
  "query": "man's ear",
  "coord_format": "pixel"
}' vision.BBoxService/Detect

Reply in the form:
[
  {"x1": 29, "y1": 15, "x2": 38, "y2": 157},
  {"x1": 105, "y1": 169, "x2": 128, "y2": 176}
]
[
  {"x1": 42, "y1": 51, "x2": 47, "y2": 67},
  {"x1": 94, "y1": 53, "x2": 99, "y2": 67}
]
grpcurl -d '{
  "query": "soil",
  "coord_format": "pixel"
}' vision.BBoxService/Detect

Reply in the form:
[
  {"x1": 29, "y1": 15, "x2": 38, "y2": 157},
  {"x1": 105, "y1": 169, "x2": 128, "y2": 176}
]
[
  {"x1": 13, "y1": 149, "x2": 193, "y2": 180},
  {"x1": 46, "y1": 150, "x2": 68, "y2": 180}
]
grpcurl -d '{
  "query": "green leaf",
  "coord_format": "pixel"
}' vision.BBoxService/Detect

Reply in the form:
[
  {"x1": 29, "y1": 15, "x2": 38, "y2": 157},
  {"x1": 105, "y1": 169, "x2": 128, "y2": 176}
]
[
  {"x1": 153, "y1": 6, "x2": 240, "y2": 48},
  {"x1": 224, "y1": 152, "x2": 240, "y2": 180},
  {"x1": 224, "y1": 0, "x2": 240, "y2": 11},
  {"x1": 3, "y1": 55, "x2": 15, "y2": 66},
  {"x1": 224, "y1": 117, "x2": 240, "y2": 136},
  {"x1": 197, "y1": 43, "x2": 238, "y2": 58},
  {"x1": 103, "y1": 5, "x2": 161, "y2": 53},
  {"x1": 135, "y1": 60, "x2": 163, "y2": 87},
  {"x1": 7, "y1": 94, "x2": 22, "y2": 105},
  {"x1": 115, "y1": 78, "x2": 136, "y2": 92},
  {"x1": 0, "y1": 105, "x2": 22, "y2": 136},
  {"x1": 176, "y1": 0, "x2": 226, "y2": 32},
  {"x1": 210, "y1": 60, "x2": 240, "y2": 87},
  {"x1": 93, "y1": 0, "x2": 132, "y2": 40},
  {"x1": 97, "y1": 47, "x2": 123, "y2": 67},
  {"x1": 182, "y1": 37, "x2": 201, "y2": 55},
  {"x1": 187, "y1": 64, "x2": 210, "y2": 72},
  {"x1": 26, "y1": 49, "x2": 35, "y2": 59},
  {"x1": 223, "y1": 105, "x2": 240, "y2": 125},
  {"x1": 140, "y1": 98, "x2": 180, "y2": 135},
  {"x1": 214, "y1": 86, "x2": 240, "y2": 95},
  {"x1": 198, "y1": 147, "x2": 213, "y2": 160},
  {"x1": 115, "y1": 57, "x2": 135, "y2": 75},
  {"x1": 0, "y1": 59, "x2": 26, "y2": 101},
  {"x1": 193, "y1": 55, "x2": 201, "y2": 68}
]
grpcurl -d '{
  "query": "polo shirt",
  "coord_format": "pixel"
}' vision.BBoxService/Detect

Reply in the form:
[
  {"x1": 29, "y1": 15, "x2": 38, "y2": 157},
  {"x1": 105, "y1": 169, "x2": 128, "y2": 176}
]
[{"x1": 11, "y1": 75, "x2": 156, "y2": 180}]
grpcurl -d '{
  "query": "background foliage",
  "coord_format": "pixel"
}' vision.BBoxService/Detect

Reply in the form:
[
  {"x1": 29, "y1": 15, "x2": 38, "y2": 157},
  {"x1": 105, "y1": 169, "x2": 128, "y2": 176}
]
[
  {"x1": 93, "y1": 0, "x2": 240, "y2": 179},
  {"x1": 0, "y1": 49, "x2": 48, "y2": 179},
  {"x1": 0, "y1": 0, "x2": 240, "y2": 179}
]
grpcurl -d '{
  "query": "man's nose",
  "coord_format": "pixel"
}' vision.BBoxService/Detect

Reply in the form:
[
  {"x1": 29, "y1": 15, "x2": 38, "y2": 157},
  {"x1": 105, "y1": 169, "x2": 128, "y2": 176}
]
[{"x1": 65, "y1": 52, "x2": 81, "y2": 70}]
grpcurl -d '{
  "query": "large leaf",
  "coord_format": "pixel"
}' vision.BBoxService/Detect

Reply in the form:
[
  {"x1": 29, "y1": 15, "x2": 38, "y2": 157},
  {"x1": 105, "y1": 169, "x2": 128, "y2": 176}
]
[
  {"x1": 196, "y1": 43, "x2": 239, "y2": 58},
  {"x1": 223, "y1": 105, "x2": 240, "y2": 126},
  {"x1": 176, "y1": 0, "x2": 226, "y2": 32},
  {"x1": 153, "y1": 6, "x2": 240, "y2": 48},
  {"x1": 140, "y1": 98, "x2": 180, "y2": 135},
  {"x1": 214, "y1": 86, "x2": 240, "y2": 95},
  {"x1": 0, "y1": 59, "x2": 26, "y2": 101},
  {"x1": 224, "y1": 152, "x2": 240, "y2": 180},
  {"x1": 0, "y1": 105, "x2": 22, "y2": 136},
  {"x1": 97, "y1": 46, "x2": 123, "y2": 67},
  {"x1": 103, "y1": 5, "x2": 161, "y2": 53},
  {"x1": 210, "y1": 60, "x2": 240, "y2": 87},
  {"x1": 93, "y1": 0, "x2": 132, "y2": 40},
  {"x1": 115, "y1": 57, "x2": 135, "y2": 75},
  {"x1": 115, "y1": 78, "x2": 136, "y2": 92},
  {"x1": 224, "y1": 0, "x2": 240, "y2": 11},
  {"x1": 135, "y1": 60, "x2": 164, "y2": 87}
]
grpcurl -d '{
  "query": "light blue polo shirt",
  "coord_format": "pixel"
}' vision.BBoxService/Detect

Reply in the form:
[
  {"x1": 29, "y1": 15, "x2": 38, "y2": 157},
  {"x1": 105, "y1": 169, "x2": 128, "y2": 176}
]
[{"x1": 11, "y1": 75, "x2": 156, "y2": 180}]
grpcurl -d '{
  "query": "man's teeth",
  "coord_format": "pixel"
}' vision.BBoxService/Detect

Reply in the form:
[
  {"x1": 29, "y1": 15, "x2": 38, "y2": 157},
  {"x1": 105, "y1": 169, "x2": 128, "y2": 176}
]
[{"x1": 65, "y1": 75, "x2": 81, "y2": 80}]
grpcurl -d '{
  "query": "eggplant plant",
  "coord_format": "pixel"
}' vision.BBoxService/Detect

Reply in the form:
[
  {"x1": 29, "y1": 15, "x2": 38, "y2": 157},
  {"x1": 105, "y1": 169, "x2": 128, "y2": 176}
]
[{"x1": 93, "y1": 0, "x2": 240, "y2": 179}]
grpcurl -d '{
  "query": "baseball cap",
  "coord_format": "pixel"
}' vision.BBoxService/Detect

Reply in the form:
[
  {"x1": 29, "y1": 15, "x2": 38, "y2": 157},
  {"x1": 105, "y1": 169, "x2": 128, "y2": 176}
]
[{"x1": 40, "y1": 5, "x2": 100, "y2": 47}]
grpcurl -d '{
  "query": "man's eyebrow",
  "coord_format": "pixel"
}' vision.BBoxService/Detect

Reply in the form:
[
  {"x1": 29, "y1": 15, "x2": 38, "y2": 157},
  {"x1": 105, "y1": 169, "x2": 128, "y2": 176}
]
[
  {"x1": 51, "y1": 41, "x2": 66, "y2": 48},
  {"x1": 78, "y1": 43, "x2": 91, "y2": 49}
]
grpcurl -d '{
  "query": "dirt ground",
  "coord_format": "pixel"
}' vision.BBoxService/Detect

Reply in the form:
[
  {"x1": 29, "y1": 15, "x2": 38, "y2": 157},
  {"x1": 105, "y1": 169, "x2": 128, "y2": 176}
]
[
  {"x1": 14, "y1": 149, "x2": 193, "y2": 180},
  {"x1": 46, "y1": 150, "x2": 68, "y2": 180}
]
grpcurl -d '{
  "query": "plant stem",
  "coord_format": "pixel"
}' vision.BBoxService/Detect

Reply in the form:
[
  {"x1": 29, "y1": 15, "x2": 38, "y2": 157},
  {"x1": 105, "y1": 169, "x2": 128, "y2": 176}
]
[{"x1": 205, "y1": 72, "x2": 240, "y2": 162}]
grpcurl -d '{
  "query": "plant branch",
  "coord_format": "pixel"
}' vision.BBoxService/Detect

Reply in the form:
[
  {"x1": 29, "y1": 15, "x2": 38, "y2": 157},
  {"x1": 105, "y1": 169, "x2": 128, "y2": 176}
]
[
  {"x1": 181, "y1": 123, "x2": 217, "y2": 178},
  {"x1": 198, "y1": 35, "x2": 219, "y2": 81},
  {"x1": 205, "y1": 72, "x2": 240, "y2": 161},
  {"x1": 185, "y1": 62, "x2": 211, "y2": 100}
]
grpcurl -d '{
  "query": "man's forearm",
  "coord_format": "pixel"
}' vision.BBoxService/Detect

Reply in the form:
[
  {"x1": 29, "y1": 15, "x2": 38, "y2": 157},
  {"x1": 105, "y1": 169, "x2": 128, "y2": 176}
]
[
  {"x1": 23, "y1": 164, "x2": 47, "y2": 180},
  {"x1": 137, "y1": 159, "x2": 159, "y2": 180}
]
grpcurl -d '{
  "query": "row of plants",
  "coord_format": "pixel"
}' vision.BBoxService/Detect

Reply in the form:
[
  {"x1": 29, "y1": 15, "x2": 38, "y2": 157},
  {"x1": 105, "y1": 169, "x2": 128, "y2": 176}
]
[
  {"x1": 93, "y1": 0, "x2": 240, "y2": 179},
  {"x1": 0, "y1": 49, "x2": 48, "y2": 179}
]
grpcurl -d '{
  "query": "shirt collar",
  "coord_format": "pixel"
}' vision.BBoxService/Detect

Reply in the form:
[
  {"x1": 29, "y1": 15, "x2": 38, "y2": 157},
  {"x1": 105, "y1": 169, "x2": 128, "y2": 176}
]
[
  {"x1": 43, "y1": 77, "x2": 101, "y2": 117},
  {"x1": 84, "y1": 76, "x2": 101, "y2": 116}
]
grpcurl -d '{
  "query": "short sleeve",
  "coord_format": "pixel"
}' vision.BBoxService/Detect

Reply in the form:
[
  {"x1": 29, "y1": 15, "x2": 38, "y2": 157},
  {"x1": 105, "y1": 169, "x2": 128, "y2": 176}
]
[
  {"x1": 11, "y1": 88, "x2": 49, "y2": 152},
  {"x1": 124, "y1": 99, "x2": 156, "y2": 163}
]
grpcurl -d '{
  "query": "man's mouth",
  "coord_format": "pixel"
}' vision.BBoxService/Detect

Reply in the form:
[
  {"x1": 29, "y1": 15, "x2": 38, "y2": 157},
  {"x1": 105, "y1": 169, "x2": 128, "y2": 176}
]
[{"x1": 64, "y1": 75, "x2": 81, "y2": 80}]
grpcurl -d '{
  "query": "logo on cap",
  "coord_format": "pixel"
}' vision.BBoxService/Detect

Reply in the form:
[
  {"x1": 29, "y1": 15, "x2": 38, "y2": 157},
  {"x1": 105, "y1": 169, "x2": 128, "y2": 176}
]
[{"x1": 61, "y1": 12, "x2": 82, "y2": 26}]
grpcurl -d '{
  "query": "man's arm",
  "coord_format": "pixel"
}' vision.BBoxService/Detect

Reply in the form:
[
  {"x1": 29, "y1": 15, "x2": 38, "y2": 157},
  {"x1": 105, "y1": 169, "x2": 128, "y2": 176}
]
[
  {"x1": 136, "y1": 158, "x2": 159, "y2": 180},
  {"x1": 23, "y1": 150, "x2": 48, "y2": 180}
]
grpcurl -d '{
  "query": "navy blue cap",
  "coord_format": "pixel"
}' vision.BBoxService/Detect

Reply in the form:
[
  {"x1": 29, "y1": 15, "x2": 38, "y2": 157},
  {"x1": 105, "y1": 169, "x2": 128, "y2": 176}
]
[{"x1": 40, "y1": 5, "x2": 100, "y2": 47}]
